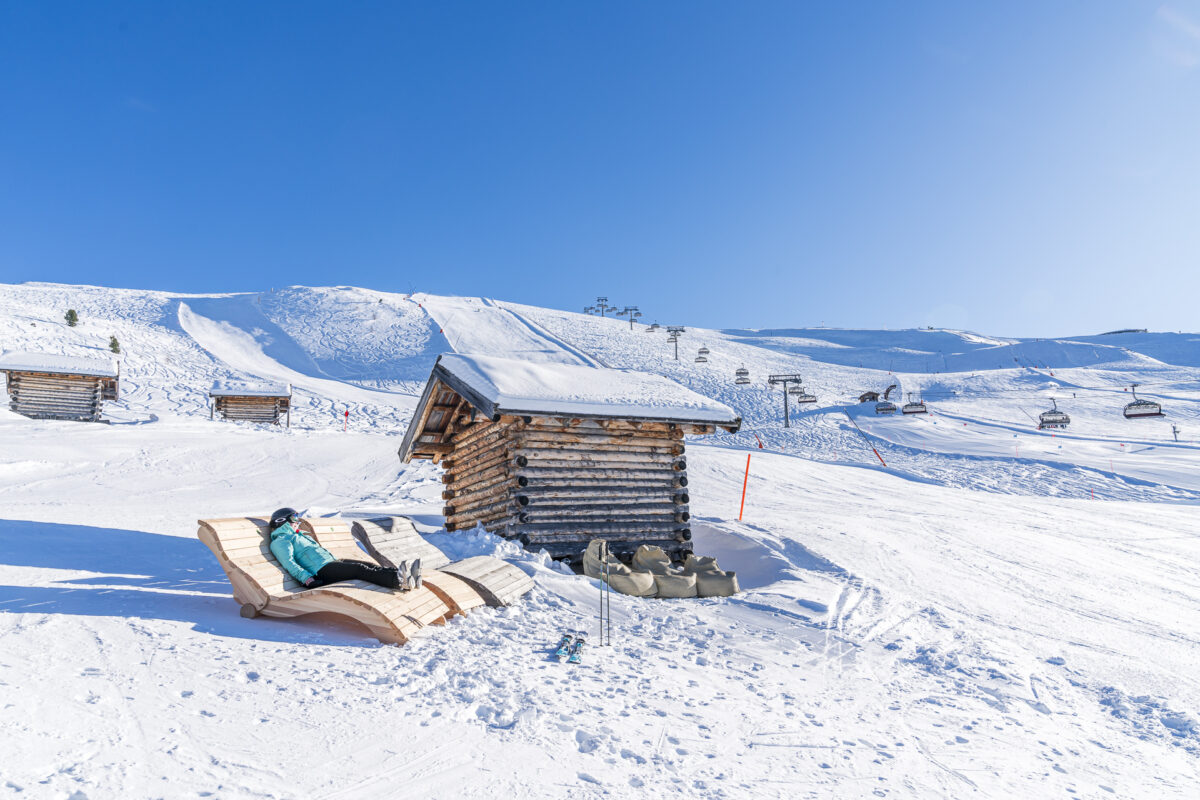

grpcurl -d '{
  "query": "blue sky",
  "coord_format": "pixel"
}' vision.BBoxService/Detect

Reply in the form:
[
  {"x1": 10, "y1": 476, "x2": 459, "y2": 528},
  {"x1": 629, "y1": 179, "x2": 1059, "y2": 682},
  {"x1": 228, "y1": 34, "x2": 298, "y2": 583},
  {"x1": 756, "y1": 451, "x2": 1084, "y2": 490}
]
[{"x1": 1, "y1": 1, "x2": 1197, "y2": 337}]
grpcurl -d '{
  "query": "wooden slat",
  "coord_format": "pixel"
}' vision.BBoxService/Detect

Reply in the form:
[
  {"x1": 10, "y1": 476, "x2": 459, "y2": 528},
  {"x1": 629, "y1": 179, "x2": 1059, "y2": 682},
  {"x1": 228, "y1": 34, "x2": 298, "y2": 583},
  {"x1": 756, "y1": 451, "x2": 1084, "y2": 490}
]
[
  {"x1": 351, "y1": 518, "x2": 452, "y2": 570},
  {"x1": 446, "y1": 507, "x2": 514, "y2": 529},
  {"x1": 297, "y1": 518, "x2": 377, "y2": 563},
  {"x1": 197, "y1": 516, "x2": 454, "y2": 645},
  {"x1": 517, "y1": 450, "x2": 686, "y2": 468},
  {"x1": 353, "y1": 517, "x2": 532, "y2": 607},
  {"x1": 526, "y1": 418, "x2": 678, "y2": 434},
  {"x1": 214, "y1": 520, "x2": 271, "y2": 532},
  {"x1": 8, "y1": 372, "x2": 105, "y2": 422},
  {"x1": 518, "y1": 489, "x2": 687, "y2": 504},
  {"x1": 514, "y1": 440, "x2": 685, "y2": 456},
  {"x1": 518, "y1": 429, "x2": 682, "y2": 445},
  {"x1": 4, "y1": 369, "x2": 108, "y2": 381},
  {"x1": 10, "y1": 388, "x2": 99, "y2": 398},
  {"x1": 512, "y1": 521, "x2": 687, "y2": 536},
  {"x1": 421, "y1": 570, "x2": 487, "y2": 615},
  {"x1": 439, "y1": 556, "x2": 534, "y2": 607}
]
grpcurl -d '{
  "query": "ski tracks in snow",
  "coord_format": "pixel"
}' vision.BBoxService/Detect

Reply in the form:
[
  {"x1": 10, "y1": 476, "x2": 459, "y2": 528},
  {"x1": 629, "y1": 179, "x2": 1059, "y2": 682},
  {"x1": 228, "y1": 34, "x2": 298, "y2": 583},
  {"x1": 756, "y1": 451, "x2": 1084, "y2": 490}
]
[{"x1": 486, "y1": 299, "x2": 608, "y2": 367}]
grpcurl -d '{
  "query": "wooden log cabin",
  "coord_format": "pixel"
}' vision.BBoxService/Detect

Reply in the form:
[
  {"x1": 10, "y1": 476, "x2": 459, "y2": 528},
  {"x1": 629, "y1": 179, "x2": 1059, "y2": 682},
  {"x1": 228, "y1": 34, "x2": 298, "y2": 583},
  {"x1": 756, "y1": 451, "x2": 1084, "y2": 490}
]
[
  {"x1": 0, "y1": 352, "x2": 119, "y2": 422},
  {"x1": 398, "y1": 354, "x2": 741, "y2": 562},
  {"x1": 209, "y1": 382, "x2": 292, "y2": 427}
]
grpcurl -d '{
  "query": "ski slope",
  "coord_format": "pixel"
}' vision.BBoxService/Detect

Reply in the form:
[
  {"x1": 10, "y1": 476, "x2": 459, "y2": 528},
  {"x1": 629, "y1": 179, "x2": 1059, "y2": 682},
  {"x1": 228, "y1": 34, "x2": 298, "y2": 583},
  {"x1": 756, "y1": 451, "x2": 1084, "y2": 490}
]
[
  {"x1": 417, "y1": 294, "x2": 601, "y2": 366},
  {"x1": 1, "y1": 281, "x2": 1198, "y2": 799}
]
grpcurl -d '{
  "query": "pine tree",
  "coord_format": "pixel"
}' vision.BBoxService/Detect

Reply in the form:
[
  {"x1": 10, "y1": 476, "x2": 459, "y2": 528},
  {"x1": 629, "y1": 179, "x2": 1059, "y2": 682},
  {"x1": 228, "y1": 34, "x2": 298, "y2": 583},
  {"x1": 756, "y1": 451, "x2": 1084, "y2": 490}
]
[
  {"x1": 109, "y1": 336, "x2": 121, "y2": 354},
  {"x1": 65, "y1": 309, "x2": 78, "y2": 327}
]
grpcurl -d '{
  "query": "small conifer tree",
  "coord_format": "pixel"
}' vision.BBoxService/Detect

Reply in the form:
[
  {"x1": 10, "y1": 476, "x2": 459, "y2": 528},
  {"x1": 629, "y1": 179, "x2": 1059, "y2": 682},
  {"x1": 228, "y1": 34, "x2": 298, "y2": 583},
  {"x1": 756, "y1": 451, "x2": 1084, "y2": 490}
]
[
  {"x1": 65, "y1": 309, "x2": 78, "y2": 327},
  {"x1": 109, "y1": 336, "x2": 121, "y2": 354}
]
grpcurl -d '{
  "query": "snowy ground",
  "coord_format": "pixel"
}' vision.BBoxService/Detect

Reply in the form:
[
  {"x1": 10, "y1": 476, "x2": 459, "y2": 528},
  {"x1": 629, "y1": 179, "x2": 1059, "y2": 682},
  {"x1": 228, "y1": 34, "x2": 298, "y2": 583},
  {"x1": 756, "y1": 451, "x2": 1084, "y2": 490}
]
[{"x1": 1, "y1": 282, "x2": 1198, "y2": 798}]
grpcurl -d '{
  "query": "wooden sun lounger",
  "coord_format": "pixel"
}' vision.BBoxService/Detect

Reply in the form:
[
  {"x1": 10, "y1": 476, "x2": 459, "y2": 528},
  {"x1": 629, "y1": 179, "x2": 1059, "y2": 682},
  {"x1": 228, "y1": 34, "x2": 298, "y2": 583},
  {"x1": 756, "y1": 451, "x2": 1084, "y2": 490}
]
[
  {"x1": 350, "y1": 516, "x2": 535, "y2": 608},
  {"x1": 197, "y1": 517, "x2": 454, "y2": 645},
  {"x1": 298, "y1": 518, "x2": 489, "y2": 616}
]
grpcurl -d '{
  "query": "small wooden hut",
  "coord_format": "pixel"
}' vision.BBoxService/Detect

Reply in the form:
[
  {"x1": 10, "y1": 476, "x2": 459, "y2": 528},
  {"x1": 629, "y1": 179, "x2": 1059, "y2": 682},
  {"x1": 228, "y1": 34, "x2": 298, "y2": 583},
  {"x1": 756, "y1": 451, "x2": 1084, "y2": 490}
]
[
  {"x1": 209, "y1": 382, "x2": 292, "y2": 427},
  {"x1": 398, "y1": 354, "x2": 741, "y2": 561},
  {"x1": 858, "y1": 391, "x2": 880, "y2": 403},
  {"x1": 0, "y1": 352, "x2": 119, "y2": 422}
]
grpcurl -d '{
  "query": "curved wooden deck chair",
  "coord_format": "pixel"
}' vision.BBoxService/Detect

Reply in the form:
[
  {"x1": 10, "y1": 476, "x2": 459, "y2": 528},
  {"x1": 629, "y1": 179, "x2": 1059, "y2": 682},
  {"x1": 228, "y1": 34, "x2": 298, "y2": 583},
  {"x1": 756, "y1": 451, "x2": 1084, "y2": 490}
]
[
  {"x1": 298, "y1": 518, "x2": 489, "y2": 616},
  {"x1": 197, "y1": 517, "x2": 454, "y2": 645},
  {"x1": 350, "y1": 516, "x2": 535, "y2": 608}
]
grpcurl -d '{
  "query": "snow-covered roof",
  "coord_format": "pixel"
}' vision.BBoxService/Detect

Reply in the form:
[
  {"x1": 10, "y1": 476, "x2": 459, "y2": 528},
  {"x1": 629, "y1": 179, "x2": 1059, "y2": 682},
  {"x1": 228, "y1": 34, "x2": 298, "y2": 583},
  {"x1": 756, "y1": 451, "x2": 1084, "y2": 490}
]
[
  {"x1": 435, "y1": 353, "x2": 739, "y2": 423},
  {"x1": 434, "y1": 352, "x2": 729, "y2": 422},
  {"x1": 399, "y1": 354, "x2": 740, "y2": 462},
  {"x1": 0, "y1": 351, "x2": 118, "y2": 378},
  {"x1": 209, "y1": 381, "x2": 291, "y2": 398}
]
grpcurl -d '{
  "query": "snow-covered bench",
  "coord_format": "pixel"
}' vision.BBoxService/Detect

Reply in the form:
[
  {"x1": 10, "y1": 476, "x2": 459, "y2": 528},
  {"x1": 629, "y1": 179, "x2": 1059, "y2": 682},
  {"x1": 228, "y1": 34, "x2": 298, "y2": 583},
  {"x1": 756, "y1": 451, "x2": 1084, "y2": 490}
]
[
  {"x1": 297, "y1": 517, "x2": 490, "y2": 616},
  {"x1": 196, "y1": 516, "x2": 454, "y2": 645},
  {"x1": 350, "y1": 516, "x2": 535, "y2": 608}
]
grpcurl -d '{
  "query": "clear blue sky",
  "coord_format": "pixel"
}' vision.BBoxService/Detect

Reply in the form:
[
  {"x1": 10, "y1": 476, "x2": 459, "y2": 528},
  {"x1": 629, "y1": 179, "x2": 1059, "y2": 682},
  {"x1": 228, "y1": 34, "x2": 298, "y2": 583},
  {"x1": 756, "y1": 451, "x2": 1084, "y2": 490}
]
[{"x1": 1, "y1": 1, "x2": 1197, "y2": 337}]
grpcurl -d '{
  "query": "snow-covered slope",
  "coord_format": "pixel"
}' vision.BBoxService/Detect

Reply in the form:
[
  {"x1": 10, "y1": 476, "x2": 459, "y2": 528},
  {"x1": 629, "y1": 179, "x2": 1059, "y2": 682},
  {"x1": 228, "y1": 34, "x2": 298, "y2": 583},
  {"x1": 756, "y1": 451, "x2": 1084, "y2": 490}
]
[{"x1": 2, "y1": 281, "x2": 1198, "y2": 799}]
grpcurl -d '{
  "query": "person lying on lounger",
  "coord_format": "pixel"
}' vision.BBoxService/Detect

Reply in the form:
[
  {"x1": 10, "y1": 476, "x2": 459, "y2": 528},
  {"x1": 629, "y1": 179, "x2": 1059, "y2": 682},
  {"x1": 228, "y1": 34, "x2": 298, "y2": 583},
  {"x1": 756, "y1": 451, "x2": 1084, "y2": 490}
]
[{"x1": 268, "y1": 508, "x2": 421, "y2": 590}]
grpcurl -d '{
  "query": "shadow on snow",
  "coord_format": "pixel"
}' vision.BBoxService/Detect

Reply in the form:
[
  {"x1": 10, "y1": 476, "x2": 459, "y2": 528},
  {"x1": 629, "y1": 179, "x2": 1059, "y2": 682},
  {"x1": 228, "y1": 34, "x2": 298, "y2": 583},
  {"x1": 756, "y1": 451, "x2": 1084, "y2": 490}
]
[{"x1": 0, "y1": 519, "x2": 384, "y2": 648}]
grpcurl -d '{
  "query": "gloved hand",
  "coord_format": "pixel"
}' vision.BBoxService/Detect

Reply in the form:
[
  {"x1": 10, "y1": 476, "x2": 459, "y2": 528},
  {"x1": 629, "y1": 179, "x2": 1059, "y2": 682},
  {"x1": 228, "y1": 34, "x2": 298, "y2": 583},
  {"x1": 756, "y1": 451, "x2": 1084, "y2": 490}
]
[{"x1": 304, "y1": 577, "x2": 316, "y2": 587}]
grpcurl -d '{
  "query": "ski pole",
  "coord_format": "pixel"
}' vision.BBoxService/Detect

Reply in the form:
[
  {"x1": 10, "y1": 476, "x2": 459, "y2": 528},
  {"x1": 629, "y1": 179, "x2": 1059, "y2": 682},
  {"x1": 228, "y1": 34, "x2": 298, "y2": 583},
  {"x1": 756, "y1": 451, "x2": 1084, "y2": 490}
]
[
  {"x1": 739, "y1": 453, "x2": 751, "y2": 521},
  {"x1": 600, "y1": 542, "x2": 609, "y2": 647}
]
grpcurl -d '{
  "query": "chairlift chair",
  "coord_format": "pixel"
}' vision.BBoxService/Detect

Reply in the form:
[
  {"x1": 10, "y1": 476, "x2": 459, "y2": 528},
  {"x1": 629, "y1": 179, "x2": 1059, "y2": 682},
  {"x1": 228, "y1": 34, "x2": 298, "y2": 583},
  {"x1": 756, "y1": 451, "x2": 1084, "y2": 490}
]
[
  {"x1": 698, "y1": 346, "x2": 710, "y2": 356},
  {"x1": 1038, "y1": 398, "x2": 1070, "y2": 429},
  {"x1": 1123, "y1": 383, "x2": 1164, "y2": 419},
  {"x1": 902, "y1": 392, "x2": 928, "y2": 415},
  {"x1": 695, "y1": 355, "x2": 708, "y2": 363},
  {"x1": 734, "y1": 365, "x2": 750, "y2": 385},
  {"x1": 795, "y1": 387, "x2": 817, "y2": 404}
]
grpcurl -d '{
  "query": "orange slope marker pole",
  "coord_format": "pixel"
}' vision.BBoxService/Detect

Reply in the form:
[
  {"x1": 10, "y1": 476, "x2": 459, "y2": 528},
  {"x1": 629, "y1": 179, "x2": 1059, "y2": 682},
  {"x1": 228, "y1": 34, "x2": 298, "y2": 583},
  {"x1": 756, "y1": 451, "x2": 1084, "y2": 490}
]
[{"x1": 738, "y1": 453, "x2": 752, "y2": 521}]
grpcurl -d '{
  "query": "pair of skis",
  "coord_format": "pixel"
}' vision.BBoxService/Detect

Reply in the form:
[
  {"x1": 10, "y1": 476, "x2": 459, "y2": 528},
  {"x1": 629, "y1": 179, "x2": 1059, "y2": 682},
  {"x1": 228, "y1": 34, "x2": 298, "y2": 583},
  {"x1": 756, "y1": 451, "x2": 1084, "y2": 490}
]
[{"x1": 554, "y1": 632, "x2": 587, "y2": 664}]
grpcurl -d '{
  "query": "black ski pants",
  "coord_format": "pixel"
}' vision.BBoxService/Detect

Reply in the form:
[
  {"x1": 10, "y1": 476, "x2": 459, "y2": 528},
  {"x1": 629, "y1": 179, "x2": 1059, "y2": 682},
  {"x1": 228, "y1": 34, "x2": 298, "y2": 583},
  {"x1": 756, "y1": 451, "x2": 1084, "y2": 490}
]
[{"x1": 312, "y1": 560, "x2": 400, "y2": 589}]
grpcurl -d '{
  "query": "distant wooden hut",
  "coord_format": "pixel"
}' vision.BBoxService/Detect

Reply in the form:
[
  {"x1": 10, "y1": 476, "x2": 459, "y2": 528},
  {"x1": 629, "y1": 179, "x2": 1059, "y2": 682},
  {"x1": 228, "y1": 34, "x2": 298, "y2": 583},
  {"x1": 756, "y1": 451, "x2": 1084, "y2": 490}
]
[
  {"x1": 859, "y1": 384, "x2": 896, "y2": 404},
  {"x1": 398, "y1": 354, "x2": 741, "y2": 561},
  {"x1": 209, "y1": 382, "x2": 292, "y2": 427},
  {"x1": 0, "y1": 352, "x2": 119, "y2": 422}
]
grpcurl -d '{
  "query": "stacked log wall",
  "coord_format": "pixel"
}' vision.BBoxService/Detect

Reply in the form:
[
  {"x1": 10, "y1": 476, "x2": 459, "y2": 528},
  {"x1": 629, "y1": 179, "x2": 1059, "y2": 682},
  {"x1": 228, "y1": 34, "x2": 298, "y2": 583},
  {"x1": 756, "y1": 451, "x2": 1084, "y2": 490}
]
[
  {"x1": 5, "y1": 371, "x2": 106, "y2": 421},
  {"x1": 440, "y1": 416, "x2": 693, "y2": 560},
  {"x1": 214, "y1": 396, "x2": 288, "y2": 424}
]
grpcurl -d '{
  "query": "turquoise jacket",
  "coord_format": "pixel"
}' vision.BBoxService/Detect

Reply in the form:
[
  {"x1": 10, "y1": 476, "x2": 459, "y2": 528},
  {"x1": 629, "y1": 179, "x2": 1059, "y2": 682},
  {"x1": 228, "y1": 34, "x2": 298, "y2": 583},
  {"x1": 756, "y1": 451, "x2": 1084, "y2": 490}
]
[{"x1": 269, "y1": 522, "x2": 336, "y2": 584}]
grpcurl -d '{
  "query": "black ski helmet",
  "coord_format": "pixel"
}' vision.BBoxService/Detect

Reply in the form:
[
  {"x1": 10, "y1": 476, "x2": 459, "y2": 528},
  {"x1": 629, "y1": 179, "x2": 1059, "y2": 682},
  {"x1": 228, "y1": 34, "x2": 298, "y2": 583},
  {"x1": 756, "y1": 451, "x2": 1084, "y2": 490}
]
[{"x1": 270, "y1": 507, "x2": 299, "y2": 531}]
